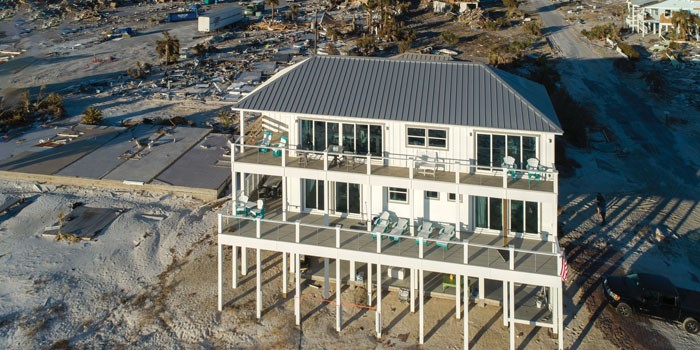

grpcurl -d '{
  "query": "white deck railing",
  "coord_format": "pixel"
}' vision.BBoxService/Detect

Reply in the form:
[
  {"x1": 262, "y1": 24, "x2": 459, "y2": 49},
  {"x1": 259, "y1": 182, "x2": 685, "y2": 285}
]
[
  {"x1": 231, "y1": 141, "x2": 558, "y2": 192},
  {"x1": 219, "y1": 214, "x2": 562, "y2": 277}
]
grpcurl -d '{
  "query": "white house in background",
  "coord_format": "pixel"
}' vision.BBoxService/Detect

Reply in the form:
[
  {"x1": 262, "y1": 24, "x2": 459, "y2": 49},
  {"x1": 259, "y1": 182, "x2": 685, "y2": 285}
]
[
  {"x1": 626, "y1": 0, "x2": 700, "y2": 36},
  {"x1": 218, "y1": 55, "x2": 566, "y2": 350}
]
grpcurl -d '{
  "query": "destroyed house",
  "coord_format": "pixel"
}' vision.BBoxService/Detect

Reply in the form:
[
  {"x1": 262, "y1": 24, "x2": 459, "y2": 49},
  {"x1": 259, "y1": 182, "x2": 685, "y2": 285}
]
[
  {"x1": 626, "y1": 0, "x2": 700, "y2": 36},
  {"x1": 218, "y1": 55, "x2": 566, "y2": 350}
]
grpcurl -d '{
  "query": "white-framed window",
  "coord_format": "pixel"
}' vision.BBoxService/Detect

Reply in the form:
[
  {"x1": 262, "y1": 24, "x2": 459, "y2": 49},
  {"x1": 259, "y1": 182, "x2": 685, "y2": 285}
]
[
  {"x1": 425, "y1": 191, "x2": 439, "y2": 200},
  {"x1": 448, "y1": 193, "x2": 463, "y2": 202},
  {"x1": 476, "y1": 133, "x2": 537, "y2": 169},
  {"x1": 388, "y1": 187, "x2": 408, "y2": 203},
  {"x1": 407, "y1": 126, "x2": 448, "y2": 149}
]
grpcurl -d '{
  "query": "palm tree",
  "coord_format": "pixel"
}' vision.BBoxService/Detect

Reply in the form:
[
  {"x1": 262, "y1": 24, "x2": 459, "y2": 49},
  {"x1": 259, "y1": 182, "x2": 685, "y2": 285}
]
[
  {"x1": 156, "y1": 31, "x2": 180, "y2": 65},
  {"x1": 362, "y1": 0, "x2": 377, "y2": 36},
  {"x1": 288, "y1": 4, "x2": 299, "y2": 22},
  {"x1": 265, "y1": 0, "x2": 279, "y2": 19}
]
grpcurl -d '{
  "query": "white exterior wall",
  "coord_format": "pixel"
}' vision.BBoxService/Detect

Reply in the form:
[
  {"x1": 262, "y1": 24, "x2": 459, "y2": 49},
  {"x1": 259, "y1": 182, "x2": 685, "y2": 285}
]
[{"x1": 240, "y1": 110, "x2": 559, "y2": 241}]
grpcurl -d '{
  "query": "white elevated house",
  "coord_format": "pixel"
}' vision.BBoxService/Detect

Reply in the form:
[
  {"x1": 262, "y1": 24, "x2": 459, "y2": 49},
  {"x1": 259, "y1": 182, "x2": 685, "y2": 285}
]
[
  {"x1": 626, "y1": 0, "x2": 700, "y2": 36},
  {"x1": 217, "y1": 55, "x2": 566, "y2": 349}
]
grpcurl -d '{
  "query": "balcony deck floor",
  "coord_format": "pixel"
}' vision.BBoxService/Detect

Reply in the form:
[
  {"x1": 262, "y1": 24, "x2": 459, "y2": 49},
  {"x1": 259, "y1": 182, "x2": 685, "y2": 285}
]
[
  {"x1": 234, "y1": 147, "x2": 554, "y2": 192},
  {"x1": 221, "y1": 209, "x2": 558, "y2": 277}
]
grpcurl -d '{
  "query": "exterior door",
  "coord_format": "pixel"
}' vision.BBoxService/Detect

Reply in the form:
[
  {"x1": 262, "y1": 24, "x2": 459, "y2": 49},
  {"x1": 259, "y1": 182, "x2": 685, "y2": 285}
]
[{"x1": 334, "y1": 182, "x2": 361, "y2": 215}]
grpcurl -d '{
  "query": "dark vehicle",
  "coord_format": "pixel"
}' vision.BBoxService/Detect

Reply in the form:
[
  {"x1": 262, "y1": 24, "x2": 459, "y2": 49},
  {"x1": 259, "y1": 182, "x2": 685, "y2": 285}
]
[{"x1": 603, "y1": 273, "x2": 700, "y2": 334}]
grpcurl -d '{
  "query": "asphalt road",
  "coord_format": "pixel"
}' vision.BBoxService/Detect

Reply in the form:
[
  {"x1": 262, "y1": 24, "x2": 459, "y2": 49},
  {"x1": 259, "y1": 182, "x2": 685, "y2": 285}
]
[{"x1": 530, "y1": 0, "x2": 700, "y2": 197}]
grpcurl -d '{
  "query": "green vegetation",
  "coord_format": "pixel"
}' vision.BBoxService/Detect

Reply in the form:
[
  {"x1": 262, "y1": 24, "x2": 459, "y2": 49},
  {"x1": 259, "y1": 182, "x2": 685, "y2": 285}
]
[
  {"x1": 523, "y1": 21, "x2": 541, "y2": 36},
  {"x1": 617, "y1": 42, "x2": 640, "y2": 60},
  {"x1": 440, "y1": 31, "x2": 459, "y2": 45},
  {"x1": 503, "y1": 0, "x2": 519, "y2": 9},
  {"x1": 155, "y1": 31, "x2": 180, "y2": 65},
  {"x1": 581, "y1": 24, "x2": 619, "y2": 41},
  {"x1": 671, "y1": 10, "x2": 700, "y2": 41},
  {"x1": 0, "y1": 88, "x2": 65, "y2": 132},
  {"x1": 81, "y1": 107, "x2": 103, "y2": 125}
]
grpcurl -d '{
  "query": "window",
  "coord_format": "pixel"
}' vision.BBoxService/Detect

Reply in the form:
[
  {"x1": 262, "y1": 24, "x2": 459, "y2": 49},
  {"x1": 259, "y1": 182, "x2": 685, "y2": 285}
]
[
  {"x1": 425, "y1": 191, "x2": 439, "y2": 200},
  {"x1": 389, "y1": 187, "x2": 408, "y2": 203},
  {"x1": 407, "y1": 127, "x2": 448, "y2": 149},
  {"x1": 448, "y1": 193, "x2": 463, "y2": 202},
  {"x1": 304, "y1": 179, "x2": 324, "y2": 211},
  {"x1": 476, "y1": 133, "x2": 538, "y2": 169},
  {"x1": 475, "y1": 197, "x2": 539, "y2": 233},
  {"x1": 299, "y1": 119, "x2": 382, "y2": 156}
]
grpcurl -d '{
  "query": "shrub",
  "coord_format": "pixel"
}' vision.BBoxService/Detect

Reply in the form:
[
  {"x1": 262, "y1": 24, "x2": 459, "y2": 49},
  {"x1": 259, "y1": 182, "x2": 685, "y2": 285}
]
[
  {"x1": 398, "y1": 40, "x2": 411, "y2": 53},
  {"x1": 523, "y1": 21, "x2": 541, "y2": 36},
  {"x1": 81, "y1": 107, "x2": 103, "y2": 125},
  {"x1": 617, "y1": 42, "x2": 640, "y2": 60},
  {"x1": 643, "y1": 71, "x2": 664, "y2": 94},
  {"x1": 581, "y1": 24, "x2": 619, "y2": 41},
  {"x1": 440, "y1": 31, "x2": 459, "y2": 45},
  {"x1": 503, "y1": 0, "x2": 518, "y2": 8}
]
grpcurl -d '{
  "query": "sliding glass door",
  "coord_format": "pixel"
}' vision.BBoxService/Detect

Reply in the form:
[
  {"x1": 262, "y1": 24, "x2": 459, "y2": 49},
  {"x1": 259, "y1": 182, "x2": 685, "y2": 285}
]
[
  {"x1": 334, "y1": 182, "x2": 361, "y2": 215},
  {"x1": 304, "y1": 179, "x2": 324, "y2": 211}
]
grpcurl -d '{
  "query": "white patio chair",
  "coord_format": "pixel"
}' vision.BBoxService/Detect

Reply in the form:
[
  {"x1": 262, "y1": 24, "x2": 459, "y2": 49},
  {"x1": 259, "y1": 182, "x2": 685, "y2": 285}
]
[
  {"x1": 436, "y1": 224, "x2": 456, "y2": 249},
  {"x1": 234, "y1": 194, "x2": 249, "y2": 215},
  {"x1": 388, "y1": 218, "x2": 410, "y2": 241},
  {"x1": 415, "y1": 220, "x2": 435, "y2": 245},
  {"x1": 526, "y1": 158, "x2": 542, "y2": 184},
  {"x1": 501, "y1": 156, "x2": 517, "y2": 178}
]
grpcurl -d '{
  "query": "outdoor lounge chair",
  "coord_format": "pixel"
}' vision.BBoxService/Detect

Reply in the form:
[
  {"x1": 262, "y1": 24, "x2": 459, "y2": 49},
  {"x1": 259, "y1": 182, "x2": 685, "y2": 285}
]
[
  {"x1": 501, "y1": 156, "x2": 517, "y2": 178},
  {"x1": 248, "y1": 199, "x2": 264, "y2": 219},
  {"x1": 272, "y1": 135, "x2": 287, "y2": 157},
  {"x1": 389, "y1": 218, "x2": 409, "y2": 242},
  {"x1": 526, "y1": 158, "x2": 542, "y2": 184},
  {"x1": 415, "y1": 220, "x2": 435, "y2": 244},
  {"x1": 371, "y1": 211, "x2": 396, "y2": 239},
  {"x1": 258, "y1": 131, "x2": 272, "y2": 153},
  {"x1": 234, "y1": 194, "x2": 249, "y2": 215},
  {"x1": 435, "y1": 224, "x2": 456, "y2": 249}
]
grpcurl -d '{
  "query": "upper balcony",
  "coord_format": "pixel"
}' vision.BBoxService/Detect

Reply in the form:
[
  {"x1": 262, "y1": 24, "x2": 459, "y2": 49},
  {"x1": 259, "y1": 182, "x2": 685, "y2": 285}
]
[{"x1": 230, "y1": 136, "x2": 558, "y2": 194}]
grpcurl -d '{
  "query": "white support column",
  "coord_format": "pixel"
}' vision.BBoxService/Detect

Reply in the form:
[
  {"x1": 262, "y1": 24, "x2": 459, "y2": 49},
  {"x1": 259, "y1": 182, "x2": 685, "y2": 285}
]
[
  {"x1": 336, "y1": 258, "x2": 342, "y2": 333},
  {"x1": 367, "y1": 263, "x2": 372, "y2": 307},
  {"x1": 419, "y1": 268, "x2": 424, "y2": 345},
  {"x1": 376, "y1": 262, "x2": 382, "y2": 339},
  {"x1": 217, "y1": 243, "x2": 223, "y2": 311},
  {"x1": 350, "y1": 260, "x2": 356, "y2": 282},
  {"x1": 410, "y1": 191, "x2": 415, "y2": 235},
  {"x1": 295, "y1": 253, "x2": 301, "y2": 326},
  {"x1": 324, "y1": 179, "x2": 329, "y2": 226},
  {"x1": 241, "y1": 247, "x2": 247, "y2": 276},
  {"x1": 552, "y1": 286, "x2": 558, "y2": 335},
  {"x1": 282, "y1": 177, "x2": 287, "y2": 222},
  {"x1": 456, "y1": 275, "x2": 461, "y2": 320},
  {"x1": 479, "y1": 278, "x2": 485, "y2": 307},
  {"x1": 239, "y1": 111, "x2": 245, "y2": 145},
  {"x1": 464, "y1": 275, "x2": 469, "y2": 350},
  {"x1": 232, "y1": 246, "x2": 238, "y2": 289},
  {"x1": 558, "y1": 287, "x2": 564, "y2": 350},
  {"x1": 290, "y1": 252, "x2": 295, "y2": 273},
  {"x1": 503, "y1": 281, "x2": 508, "y2": 326},
  {"x1": 282, "y1": 252, "x2": 288, "y2": 298},
  {"x1": 509, "y1": 281, "x2": 515, "y2": 350},
  {"x1": 256, "y1": 248, "x2": 262, "y2": 320},
  {"x1": 324, "y1": 257, "x2": 330, "y2": 300},
  {"x1": 410, "y1": 269, "x2": 415, "y2": 313},
  {"x1": 367, "y1": 185, "x2": 373, "y2": 231}
]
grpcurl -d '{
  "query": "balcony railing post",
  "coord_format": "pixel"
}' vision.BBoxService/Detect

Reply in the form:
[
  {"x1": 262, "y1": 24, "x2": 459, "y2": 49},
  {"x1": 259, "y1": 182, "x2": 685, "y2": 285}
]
[
  {"x1": 463, "y1": 240, "x2": 469, "y2": 264},
  {"x1": 454, "y1": 160, "x2": 460, "y2": 183},
  {"x1": 409, "y1": 158, "x2": 414, "y2": 179},
  {"x1": 503, "y1": 167, "x2": 507, "y2": 188},
  {"x1": 366, "y1": 153, "x2": 371, "y2": 175},
  {"x1": 218, "y1": 213, "x2": 222, "y2": 235},
  {"x1": 376, "y1": 232, "x2": 381, "y2": 253},
  {"x1": 256, "y1": 218, "x2": 261, "y2": 239},
  {"x1": 509, "y1": 245, "x2": 514, "y2": 270},
  {"x1": 324, "y1": 150, "x2": 328, "y2": 171},
  {"x1": 282, "y1": 145, "x2": 286, "y2": 167},
  {"x1": 295, "y1": 220, "x2": 300, "y2": 243},
  {"x1": 419, "y1": 238, "x2": 424, "y2": 258},
  {"x1": 336, "y1": 225, "x2": 341, "y2": 249}
]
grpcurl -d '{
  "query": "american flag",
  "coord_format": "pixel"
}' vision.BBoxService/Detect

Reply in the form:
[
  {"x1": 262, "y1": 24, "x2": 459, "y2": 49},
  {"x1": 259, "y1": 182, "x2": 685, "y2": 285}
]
[{"x1": 560, "y1": 250, "x2": 569, "y2": 282}]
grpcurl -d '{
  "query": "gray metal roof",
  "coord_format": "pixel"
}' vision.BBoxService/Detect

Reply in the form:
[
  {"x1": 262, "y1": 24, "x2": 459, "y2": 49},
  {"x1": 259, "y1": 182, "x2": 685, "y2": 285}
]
[
  {"x1": 234, "y1": 56, "x2": 563, "y2": 133},
  {"x1": 390, "y1": 53, "x2": 454, "y2": 61}
]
